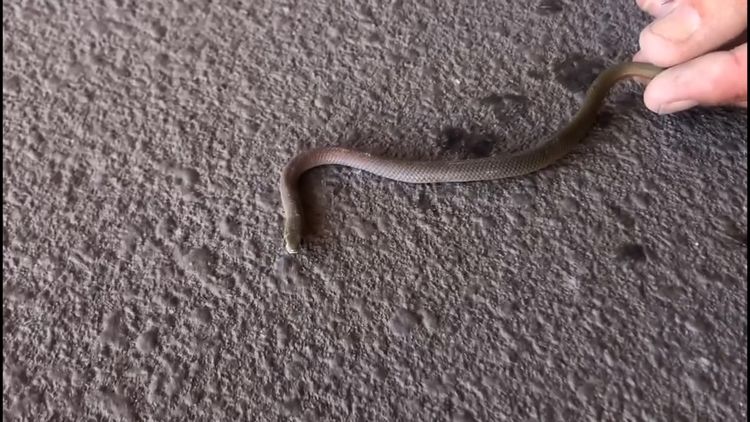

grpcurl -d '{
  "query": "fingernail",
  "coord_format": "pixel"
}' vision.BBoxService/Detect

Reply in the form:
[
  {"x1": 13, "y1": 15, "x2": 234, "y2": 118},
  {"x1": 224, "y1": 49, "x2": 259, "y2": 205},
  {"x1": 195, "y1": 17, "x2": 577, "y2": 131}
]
[
  {"x1": 639, "y1": 0, "x2": 678, "y2": 17},
  {"x1": 649, "y1": 5, "x2": 701, "y2": 42},
  {"x1": 657, "y1": 99, "x2": 698, "y2": 114}
]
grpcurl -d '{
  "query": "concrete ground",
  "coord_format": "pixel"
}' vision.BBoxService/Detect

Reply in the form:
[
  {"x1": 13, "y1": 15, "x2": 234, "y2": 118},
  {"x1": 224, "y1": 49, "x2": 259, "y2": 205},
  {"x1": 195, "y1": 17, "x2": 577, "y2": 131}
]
[{"x1": 3, "y1": 0, "x2": 747, "y2": 420}]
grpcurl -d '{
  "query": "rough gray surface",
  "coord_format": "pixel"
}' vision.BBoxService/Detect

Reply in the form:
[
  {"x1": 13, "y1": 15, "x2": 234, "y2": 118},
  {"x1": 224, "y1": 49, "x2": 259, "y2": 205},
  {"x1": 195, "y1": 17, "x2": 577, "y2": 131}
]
[{"x1": 2, "y1": 0, "x2": 747, "y2": 420}]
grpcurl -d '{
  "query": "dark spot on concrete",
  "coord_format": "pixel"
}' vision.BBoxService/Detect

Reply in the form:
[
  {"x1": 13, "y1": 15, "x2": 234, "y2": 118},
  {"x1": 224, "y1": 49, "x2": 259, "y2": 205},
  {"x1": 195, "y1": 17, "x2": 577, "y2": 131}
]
[
  {"x1": 616, "y1": 243, "x2": 647, "y2": 262},
  {"x1": 536, "y1": 0, "x2": 564, "y2": 15},
  {"x1": 479, "y1": 93, "x2": 505, "y2": 106},
  {"x1": 468, "y1": 138, "x2": 493, "y2": 157},
  {"x1": 737, "y1": 232, "x2": 747, "y2": 246},
  {"x1": 553, "y1": 54, "x2": 606, "y2": 93},
  {"x1": 597, "y1": 110, "x2": 614, "y2": 127},
  {"x1": 442, "y1": 127, "x2": 466, "y2": 152},
  {"x1": 440, "y1": 127, "x2": 496, "y2": 158},
  {"x1": 717, "y1": 219, "x2": 747, "y2": 247},
  {"x1": 612, "y1": 92, "x2": 641, "y2": 109},
  {"x1": 527, "y1": 68, "x2": 546, "y2": 81},
  {"x1": 417, "y1": 191, "x2": 433, "y2": 212}
]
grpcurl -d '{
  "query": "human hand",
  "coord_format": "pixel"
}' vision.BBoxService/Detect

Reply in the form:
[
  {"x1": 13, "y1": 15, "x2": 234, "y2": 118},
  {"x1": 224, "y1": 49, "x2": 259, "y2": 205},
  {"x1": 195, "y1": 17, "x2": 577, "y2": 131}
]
[{"x1": 634, "y1": 0, "x2": 747, "y2": 114}]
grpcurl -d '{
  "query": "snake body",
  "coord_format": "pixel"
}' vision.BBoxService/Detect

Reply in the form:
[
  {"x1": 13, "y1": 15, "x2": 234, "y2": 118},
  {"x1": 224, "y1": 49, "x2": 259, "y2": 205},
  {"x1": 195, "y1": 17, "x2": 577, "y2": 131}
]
[{"x1": 280, "y1": 62, "x2": 664, "y2": 253}]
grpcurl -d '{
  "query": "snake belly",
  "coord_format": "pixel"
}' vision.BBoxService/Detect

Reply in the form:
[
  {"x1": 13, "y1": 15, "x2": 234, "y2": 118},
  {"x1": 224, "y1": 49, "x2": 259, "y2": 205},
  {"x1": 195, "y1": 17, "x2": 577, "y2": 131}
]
[{"x1": 279, "y1": 62, "x2": 664, "y2": 253}]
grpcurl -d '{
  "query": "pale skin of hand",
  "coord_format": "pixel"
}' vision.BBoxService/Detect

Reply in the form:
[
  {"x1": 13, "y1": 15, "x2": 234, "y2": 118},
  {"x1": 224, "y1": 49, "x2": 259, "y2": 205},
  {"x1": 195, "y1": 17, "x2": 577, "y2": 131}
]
[{"x1": 634, "y1": 0, "x2": 747, "y2": 114}]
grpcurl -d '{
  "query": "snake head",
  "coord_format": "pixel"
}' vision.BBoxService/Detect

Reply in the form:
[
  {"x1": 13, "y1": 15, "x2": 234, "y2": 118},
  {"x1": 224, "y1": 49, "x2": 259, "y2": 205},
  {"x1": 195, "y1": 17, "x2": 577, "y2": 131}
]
[
  {"x1": 284, "y1": 216, "x2": 302, "y2": 254},
  {"x1": 284, "y1": 232, "x2": 301, "y2": 254}
]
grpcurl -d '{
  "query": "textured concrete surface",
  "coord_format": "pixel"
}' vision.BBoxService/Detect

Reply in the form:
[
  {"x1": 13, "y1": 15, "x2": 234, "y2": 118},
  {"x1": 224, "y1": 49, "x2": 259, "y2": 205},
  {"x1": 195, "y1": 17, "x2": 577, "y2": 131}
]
[{"x1": 2, "y1": 0, "x2": 747, "y2": 420}]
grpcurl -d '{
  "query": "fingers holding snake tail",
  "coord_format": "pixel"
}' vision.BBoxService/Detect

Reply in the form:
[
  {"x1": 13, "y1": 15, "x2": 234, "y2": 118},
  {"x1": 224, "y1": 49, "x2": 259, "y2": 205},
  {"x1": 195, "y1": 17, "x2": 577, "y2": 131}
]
[{"x1": 642, "y1": 43, "x2": 748, "y2": 113}]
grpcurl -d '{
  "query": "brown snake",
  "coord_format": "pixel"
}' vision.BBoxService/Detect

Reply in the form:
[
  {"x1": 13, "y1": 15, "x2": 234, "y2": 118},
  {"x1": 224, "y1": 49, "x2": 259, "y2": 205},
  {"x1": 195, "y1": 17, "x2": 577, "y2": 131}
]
[{"x1": 279, "y1": 61, "x2": 664, "y2": 253}]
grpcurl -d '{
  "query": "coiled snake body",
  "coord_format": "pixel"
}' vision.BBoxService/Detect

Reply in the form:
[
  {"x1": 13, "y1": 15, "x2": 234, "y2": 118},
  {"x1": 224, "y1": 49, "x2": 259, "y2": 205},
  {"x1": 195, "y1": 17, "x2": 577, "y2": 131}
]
[{"x1": 280, "y1": 62, "x2": 664, "y2": 253}]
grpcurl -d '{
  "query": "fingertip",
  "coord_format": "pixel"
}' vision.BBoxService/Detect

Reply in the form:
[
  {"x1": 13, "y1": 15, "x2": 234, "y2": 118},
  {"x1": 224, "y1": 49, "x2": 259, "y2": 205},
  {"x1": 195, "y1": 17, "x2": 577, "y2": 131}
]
[
  {"x1": 642, "y1": 44, "x2": 748, "y2": 114},
  {"x1": 636, "y1": 0, "x2": 678, "y2": 17},
  {"x1": 632, "y1": 50, "x2": 645, "y2": 62},
  {"x1": 637, "y1": 28, "x2": 685, "y2": 67},
  {"x1": 642, "y1": 85, "x2": 666, "y2": 114}
]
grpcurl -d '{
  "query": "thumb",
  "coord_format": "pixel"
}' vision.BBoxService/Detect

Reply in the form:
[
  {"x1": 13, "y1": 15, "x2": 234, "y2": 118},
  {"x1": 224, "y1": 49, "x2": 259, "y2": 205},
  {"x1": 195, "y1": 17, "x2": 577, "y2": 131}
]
[{"x1": 643, "y1": 43, "x2": 748, "y2": 114}]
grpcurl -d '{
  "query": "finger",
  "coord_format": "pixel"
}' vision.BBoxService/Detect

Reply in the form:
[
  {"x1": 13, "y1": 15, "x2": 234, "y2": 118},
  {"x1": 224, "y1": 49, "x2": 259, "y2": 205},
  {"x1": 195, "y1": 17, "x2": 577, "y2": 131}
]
[
  {"x1": 636, "y1": 0, "x2": 748, "y2": 67},
  {"x1": 636, "y1": 0, "x2": 681, "y2": 18},
  {"x1": 643, "y1": 43, "x2": 748, "y2": 114}
]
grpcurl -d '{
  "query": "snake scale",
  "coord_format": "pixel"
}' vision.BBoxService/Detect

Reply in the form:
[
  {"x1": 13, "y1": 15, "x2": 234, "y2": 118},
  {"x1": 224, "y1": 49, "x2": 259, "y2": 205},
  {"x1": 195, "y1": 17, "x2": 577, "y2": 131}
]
[{"x1": 279, "y1": 62, "x2": 664, "y2": 253}]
